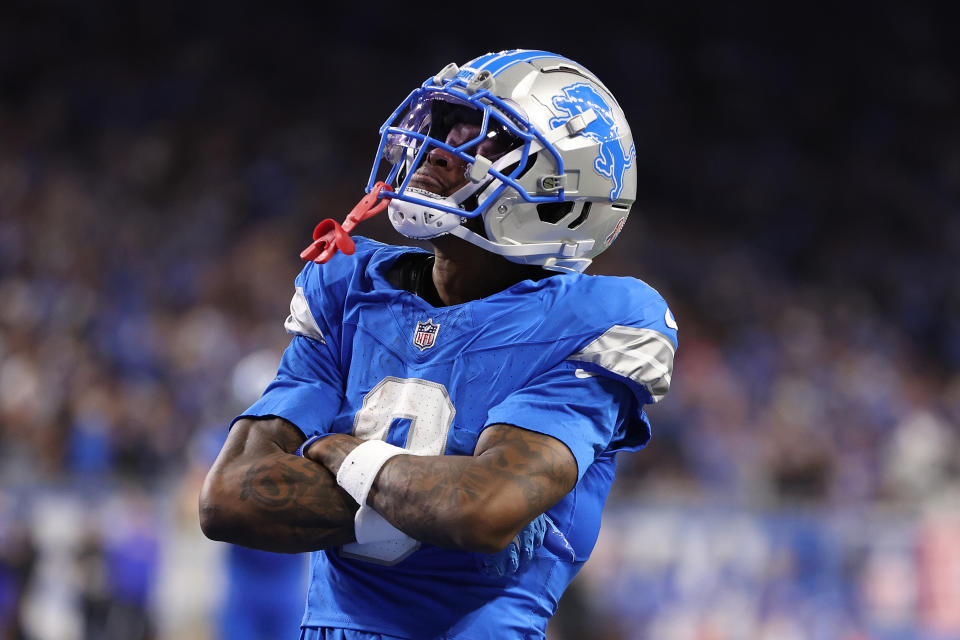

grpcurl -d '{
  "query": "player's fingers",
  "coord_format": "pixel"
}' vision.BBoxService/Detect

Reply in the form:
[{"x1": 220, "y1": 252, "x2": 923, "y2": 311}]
[
  {"x1": 509, "y1": 539, "x2": 522, "y2": 568},
  {"x1": 534, "y1": 515, "x2": 549, "y2": 545},
  {"x1": 517, "y1": 528, "x2": 532, "y2": 551},
  {"x1": 508, "y1": 548, "x2": 519, "y2": 573},
  {"x1": 522, "y1": 526, "x2": 541, "y2": 561}
]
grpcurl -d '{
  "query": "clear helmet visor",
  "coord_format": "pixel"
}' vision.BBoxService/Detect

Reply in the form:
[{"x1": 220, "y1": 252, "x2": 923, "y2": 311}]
[{"x1": 383, "y1": 93, "x2": 523, "y2": 171}]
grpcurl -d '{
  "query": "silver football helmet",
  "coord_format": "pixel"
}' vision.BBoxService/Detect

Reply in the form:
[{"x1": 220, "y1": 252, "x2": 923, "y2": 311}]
[{"x1": 367, "y1": 49, "x2": 637, "y2": 273}]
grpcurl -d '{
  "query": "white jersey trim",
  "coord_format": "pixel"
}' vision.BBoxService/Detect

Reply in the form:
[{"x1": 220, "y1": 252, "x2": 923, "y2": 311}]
[
  {"x1": 284, "y1": 286, "x2": 326, "y2": 343},
  {"x1": 567, "y1": 325, "x2": 675, "y2": 403}
]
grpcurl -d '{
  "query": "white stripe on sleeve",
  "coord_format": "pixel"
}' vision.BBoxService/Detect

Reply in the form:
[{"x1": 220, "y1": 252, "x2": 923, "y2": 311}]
[
  {"x1": 567, "y1": 325, "x2": 675, "y2": 403},
  {"x1": 283, "y1": 286, "x2": 326, "y2": 343}
]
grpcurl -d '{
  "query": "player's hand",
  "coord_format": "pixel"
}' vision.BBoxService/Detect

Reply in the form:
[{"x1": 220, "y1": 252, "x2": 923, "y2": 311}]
[{"x1": 478, "y1": 513, "x2": 566, "y2": 577}]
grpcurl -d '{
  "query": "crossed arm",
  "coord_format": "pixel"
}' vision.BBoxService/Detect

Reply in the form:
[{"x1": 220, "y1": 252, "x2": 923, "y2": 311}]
[
  {"x1": 198, "y1": 418, "x2": 357, "y2": 553},
  {"x1": 199, "y1": 417, "x2": 578, "y2": 554}
]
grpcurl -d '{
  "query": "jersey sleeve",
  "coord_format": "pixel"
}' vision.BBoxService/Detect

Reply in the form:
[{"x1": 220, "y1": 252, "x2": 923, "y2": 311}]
[
  {"x1": 565, "y1": 286, "x2": 678, "y2": 407},
  {"x1": 483, "y1": 359, "x2": 646, "y2": 481},
  {"x1": 232, "y1": 258, "x2": 351, "y2": 436},
  {"x1": 233, "y1": 335, "x2": 344, "y2": 436}
]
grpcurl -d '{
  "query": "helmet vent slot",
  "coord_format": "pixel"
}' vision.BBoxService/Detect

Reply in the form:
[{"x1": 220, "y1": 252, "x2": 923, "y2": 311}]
[
  {"x1": 567, "y1": 202, "x2": 591, "y2": 229},
  {"x1": 541, "y1": 64, "x2": 592, "y2": 82},
  {"x1": 537, "y1": 201, "x2": 574, "y2": 224}
]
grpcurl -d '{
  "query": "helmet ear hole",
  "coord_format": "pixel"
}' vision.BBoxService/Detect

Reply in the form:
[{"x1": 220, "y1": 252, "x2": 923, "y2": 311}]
[{"x1": 536, "y1": 201, "x2": 574, "y2": 224}]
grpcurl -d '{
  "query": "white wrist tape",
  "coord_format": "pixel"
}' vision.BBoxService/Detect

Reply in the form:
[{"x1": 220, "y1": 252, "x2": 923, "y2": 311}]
[
  {"x1": 353, "y1": 505, "x2": 413, "y2": 544},
  {"x1": 336, "y1": 440, "x2": 406, "y2": 506}
]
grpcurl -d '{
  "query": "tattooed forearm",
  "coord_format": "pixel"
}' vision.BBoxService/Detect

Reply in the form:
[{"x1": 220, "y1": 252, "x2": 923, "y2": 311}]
[
  {"x1": 199, "y1": 418, "x2": 359, "y2": 553},
  {"x1": 363, "y1": 424, "x2": 577, "y2": 552},
  {"x1": 239, "y1": 458, "x2": 356, "y2": 523}
]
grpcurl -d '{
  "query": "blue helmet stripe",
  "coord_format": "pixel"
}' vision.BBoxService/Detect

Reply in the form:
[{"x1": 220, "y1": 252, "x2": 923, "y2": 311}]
[{"x1": 463, "y1": 51, "x2": 503, "y2": 71}]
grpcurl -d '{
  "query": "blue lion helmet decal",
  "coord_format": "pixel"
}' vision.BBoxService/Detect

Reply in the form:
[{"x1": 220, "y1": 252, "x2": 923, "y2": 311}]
[{"x1": 549, "y1": 83, "x2": 636, "y2": 201}]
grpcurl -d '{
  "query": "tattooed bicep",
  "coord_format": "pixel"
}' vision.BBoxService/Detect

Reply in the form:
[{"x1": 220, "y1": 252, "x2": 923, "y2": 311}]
[
  {"x1": 474, "y1": 424, "x2": 578, "y2": 499},
  {"x1": 227, "y1": 417, "x2": 308, "y2": 458}
]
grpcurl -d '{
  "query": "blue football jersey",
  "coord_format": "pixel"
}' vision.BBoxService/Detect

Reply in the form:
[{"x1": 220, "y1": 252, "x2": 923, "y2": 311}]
[{"x1": 237, "y1": 237, "x2": 677, "y2": 639}]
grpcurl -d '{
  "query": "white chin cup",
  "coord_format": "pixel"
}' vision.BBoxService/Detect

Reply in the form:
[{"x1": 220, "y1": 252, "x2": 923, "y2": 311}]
[{"x1": 387, "y1": 188, "x2": 465, "y2": 239}]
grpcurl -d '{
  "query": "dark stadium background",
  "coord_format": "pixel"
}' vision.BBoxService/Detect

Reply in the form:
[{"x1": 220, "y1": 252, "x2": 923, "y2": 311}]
[{"x1": 1, "y1": 3, "x2": 958, "y2": 639}]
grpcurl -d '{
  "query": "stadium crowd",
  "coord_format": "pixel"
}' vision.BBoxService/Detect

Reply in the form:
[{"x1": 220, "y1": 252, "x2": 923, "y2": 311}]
[{"x1": 1, "y1": 3, "x2": 958, "y2": 639}]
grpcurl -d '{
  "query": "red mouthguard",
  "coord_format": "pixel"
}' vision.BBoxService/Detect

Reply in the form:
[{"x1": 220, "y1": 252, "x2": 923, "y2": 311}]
[{"x1": 300, "y1": 182, "x2": 393, "y2": 263}]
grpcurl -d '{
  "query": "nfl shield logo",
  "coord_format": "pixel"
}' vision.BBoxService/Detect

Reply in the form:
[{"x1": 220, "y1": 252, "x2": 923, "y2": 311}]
[{"x1": 413, "y1": 318, "x2": 440, "y2": 351}]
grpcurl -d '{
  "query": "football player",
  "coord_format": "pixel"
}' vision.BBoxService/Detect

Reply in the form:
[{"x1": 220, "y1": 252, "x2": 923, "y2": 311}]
[{"x1": 200, "y1": 49, "x2": 677, "y2": 639}]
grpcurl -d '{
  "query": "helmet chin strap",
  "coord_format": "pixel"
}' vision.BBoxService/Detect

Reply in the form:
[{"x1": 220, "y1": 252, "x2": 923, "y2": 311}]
[
  {"x1": 447, "y1": 224, "x2": 594, "y2": 266},
  {"x1": 389, "y1": 191, "x2": 595, "y2": 270}
]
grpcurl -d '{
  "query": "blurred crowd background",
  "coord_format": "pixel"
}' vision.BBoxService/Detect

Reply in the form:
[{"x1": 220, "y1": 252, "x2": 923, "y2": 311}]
[{"x1": 1, "y1": 2, "x2": 958, "y2": 639}]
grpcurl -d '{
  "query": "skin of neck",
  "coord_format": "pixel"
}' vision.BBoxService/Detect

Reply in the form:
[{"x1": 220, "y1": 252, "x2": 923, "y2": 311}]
[{"x1": 429, "y1": 232, "x2": 552, "y2": 306}]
